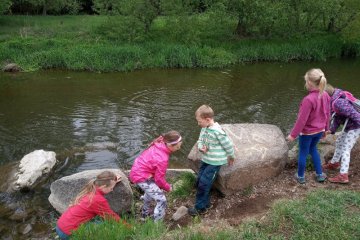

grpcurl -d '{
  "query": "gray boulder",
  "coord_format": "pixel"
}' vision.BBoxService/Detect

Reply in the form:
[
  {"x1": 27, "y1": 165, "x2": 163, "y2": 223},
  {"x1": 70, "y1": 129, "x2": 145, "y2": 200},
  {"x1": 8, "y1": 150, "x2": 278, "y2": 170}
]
[
  {"x1": 48, "y1": 169, "x2": 133, "y2": 214},
  {"x1": 188, "y1": 123, "x2": 288, "y2": 195}
]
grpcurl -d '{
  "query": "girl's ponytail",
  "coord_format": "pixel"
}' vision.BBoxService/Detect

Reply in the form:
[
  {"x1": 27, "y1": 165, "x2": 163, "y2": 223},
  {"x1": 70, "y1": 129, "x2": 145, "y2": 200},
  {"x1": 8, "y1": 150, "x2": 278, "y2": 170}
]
[
  {"x1": 71, "y1": 171, "x2": 116, "y2": 206},
  {"x1": 318, "y1": 75, "x2": 327, "y2": 95},
  {"x1": 72, "y1": 179, "x2": 96, "y2": 206}
]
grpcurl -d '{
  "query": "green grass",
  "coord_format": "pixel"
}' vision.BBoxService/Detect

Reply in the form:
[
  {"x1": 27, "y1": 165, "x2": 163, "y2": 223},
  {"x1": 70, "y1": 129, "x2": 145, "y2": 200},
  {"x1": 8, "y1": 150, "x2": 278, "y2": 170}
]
[
  {"x1": 169, "y1": 172, "x2": 197, "y2": 200},
  {"x1": 0, "y1": 15, "x2": 359, "y2": 72},
  {"x1": 70, "y1": 189, "x2": 360, "y2": 240}
]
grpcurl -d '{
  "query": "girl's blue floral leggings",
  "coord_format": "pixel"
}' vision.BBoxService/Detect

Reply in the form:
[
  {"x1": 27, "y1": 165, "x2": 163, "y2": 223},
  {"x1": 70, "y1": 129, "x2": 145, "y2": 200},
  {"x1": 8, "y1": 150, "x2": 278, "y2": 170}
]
[{"x1": 137, "y1": 179, "x2": 167, "y2": 221}]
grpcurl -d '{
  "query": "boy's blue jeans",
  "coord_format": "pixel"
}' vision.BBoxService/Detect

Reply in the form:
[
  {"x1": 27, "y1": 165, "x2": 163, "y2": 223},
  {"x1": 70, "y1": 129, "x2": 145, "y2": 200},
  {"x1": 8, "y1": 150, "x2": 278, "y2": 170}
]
[
  {"x1": 297, "y1": 132, "x2": 323, "y2": 178},
  {"x1": 195, "y1": 162, "x2": 221, "y2": 210}
]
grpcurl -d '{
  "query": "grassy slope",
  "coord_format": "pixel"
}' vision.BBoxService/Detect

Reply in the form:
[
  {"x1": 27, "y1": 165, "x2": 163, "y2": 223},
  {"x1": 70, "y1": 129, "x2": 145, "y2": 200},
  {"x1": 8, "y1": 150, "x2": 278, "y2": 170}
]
[
  {"x1": 0, "y1": 15, "x2": 352, "y2": 72},
  {"x1": 70, "y1": 189, "x2": 360, "y2": 240}
]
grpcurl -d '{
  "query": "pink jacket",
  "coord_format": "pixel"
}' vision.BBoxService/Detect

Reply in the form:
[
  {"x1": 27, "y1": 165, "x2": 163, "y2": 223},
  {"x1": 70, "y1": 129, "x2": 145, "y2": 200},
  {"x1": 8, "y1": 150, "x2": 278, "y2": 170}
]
[
  {"x1": 129, "y1": 141, "x2": 171, "y2": 192},
  {"x1": 290, "y1": 90, "x2": 330, "y2": 138}
]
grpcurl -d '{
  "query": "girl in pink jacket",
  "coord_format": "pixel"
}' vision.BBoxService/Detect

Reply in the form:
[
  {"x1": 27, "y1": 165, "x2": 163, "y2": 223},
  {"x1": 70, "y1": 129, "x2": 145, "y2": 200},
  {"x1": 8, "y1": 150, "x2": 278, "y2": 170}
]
[
  {"x1": 287, "y1": 68, "x2": 330, "y2": 184},
  {"x1": 129, "y1": 130, "x2": 182, "y2": 221}
]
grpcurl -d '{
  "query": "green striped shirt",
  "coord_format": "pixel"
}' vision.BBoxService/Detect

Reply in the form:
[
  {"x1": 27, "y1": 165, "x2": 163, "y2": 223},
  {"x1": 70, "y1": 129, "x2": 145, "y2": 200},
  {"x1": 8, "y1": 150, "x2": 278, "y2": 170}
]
[{"x1": 197, "y1": 122, "x2": 235, "y2": 166}]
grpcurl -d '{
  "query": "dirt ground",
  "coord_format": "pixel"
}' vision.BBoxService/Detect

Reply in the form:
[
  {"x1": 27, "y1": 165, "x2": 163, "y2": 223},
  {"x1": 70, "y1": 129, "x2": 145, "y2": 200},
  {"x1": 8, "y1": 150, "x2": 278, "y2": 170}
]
[{"x1": 164, "y1": 158, "x2": 360, "y2": 230}]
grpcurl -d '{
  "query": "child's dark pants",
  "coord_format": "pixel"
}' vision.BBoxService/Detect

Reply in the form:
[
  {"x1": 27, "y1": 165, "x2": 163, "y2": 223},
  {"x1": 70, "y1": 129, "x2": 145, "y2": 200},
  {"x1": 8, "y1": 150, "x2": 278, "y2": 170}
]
[{"x1": 195, "y1": 162, "x2": 221, "y2": 210}]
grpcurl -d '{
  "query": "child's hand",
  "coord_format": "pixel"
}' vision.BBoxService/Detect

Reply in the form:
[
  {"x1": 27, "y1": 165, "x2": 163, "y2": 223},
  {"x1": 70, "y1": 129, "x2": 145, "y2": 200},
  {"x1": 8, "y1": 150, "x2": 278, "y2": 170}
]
[
  {"x1": 228, "y1": 157, "x2": 234, "y2": 166},
  {"x1": 115, "y1": 175, "x2": 122, "y2": 183},
  {"x1": 286, "y1": 135, "x2": 295, "y2": 142},
  {"x1": 199, "y1": 145, "x2": 208, "y2": 153},
  {"x1": 321, "y1": 131, "x2": 328, "y2": 139}
]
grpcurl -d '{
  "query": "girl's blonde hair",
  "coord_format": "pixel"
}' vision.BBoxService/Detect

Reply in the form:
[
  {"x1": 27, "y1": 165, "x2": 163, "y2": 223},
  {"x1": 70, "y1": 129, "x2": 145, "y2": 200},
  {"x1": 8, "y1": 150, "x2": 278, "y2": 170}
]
[
  {"x1": 325, "y1": 83, "x2": 335, "y2": 96},
  {"x1": 304, "y1": 68, "x2": 327, "y2": 95},
  {"x1": 195, "y1": 105, "x2": 214, "y2": 119},
  {"x1": 72, "y1": 171, "x2": 116, "y2": 205}
]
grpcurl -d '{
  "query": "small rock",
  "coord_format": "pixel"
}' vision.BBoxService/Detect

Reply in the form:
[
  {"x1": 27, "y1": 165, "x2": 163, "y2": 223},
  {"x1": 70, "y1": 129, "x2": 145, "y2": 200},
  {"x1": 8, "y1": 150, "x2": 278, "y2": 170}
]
[
  {"x1": 20, "y1": 224, "x2": 32, "y2": 235},
  {"x1": 172, "y1": 206, "x2": 188, "y2": 221}
]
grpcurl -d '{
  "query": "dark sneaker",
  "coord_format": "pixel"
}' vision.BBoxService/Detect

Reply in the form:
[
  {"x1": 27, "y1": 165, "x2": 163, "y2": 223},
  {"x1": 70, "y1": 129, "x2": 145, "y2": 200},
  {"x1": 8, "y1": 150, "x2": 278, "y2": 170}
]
[
  {"x1": 329, "y1": 173, "x2": 349, "y2": 184},
  {"x1": 294, "y1": 173, "x2": 306, "y2": 184},
  {"x1": 316, "y1": 173, "x2": 327, "y2": 183},
  {"x1": 188, "y1": 207, "x2": 208, "y2": 216}
]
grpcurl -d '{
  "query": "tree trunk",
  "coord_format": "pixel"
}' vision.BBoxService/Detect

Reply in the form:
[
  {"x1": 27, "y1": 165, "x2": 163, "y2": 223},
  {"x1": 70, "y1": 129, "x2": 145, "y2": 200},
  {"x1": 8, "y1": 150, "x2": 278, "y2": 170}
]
[
  {"x1": 234, "y1": 18, "x2": 248, "y2": 37},
  {"x1": 42, "y1": 4, "x2": 47, "y2": 15},
  {"x1": 327, "y1": 17, "x2": 335, "y2": 32}
]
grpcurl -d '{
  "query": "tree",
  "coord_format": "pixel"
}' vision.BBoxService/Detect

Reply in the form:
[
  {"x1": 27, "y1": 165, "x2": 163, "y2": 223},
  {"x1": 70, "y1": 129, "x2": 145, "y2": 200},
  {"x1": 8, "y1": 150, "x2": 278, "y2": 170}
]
[
  {"x1": 226, "y1": 0, "x2": 279, "y2": 37},
  {"x1": 19, "y1": 0, "x2": 80, "y2": 15},
  {"x1": 0, "y1": 0, "x2": 12, "y2": 14}
]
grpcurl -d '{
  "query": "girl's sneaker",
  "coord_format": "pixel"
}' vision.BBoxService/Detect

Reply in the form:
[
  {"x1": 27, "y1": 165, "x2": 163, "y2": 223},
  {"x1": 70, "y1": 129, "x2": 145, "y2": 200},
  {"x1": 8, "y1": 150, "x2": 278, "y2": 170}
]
[
  {"x1": 322, "y1": 162, "x2": 340, "y2": 170},
  {"x1": 316, "y1": 173, "x2": 327, "y2": 182},
  {"x1": 329, "y1": 173, "x2": 349, "y2": 184},
  {"x1": 294, "y1": 173, "x2": 306, "y2": 184}
]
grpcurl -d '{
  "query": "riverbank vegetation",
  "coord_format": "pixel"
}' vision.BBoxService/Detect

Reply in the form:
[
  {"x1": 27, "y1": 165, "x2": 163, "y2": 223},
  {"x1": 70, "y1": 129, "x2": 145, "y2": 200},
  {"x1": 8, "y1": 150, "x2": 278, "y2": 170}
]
[
  {"x1": 70, "y1": 189, "x2": 360, "y2": 240},
  {"x1": 1, "y1": 0, "x2": 360, "y2": 72}
]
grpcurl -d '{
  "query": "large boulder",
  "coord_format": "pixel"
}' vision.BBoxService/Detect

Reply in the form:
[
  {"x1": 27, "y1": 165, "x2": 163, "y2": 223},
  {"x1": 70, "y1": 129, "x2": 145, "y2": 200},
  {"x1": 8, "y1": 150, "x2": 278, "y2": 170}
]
[
  {"x1": 48, "y1": 169, "x2": 133, "y2": 214},
  {"x1": 188, "y1": 123, "x2": 288, "y2": 195},
  {"x1": 14, "y1": 150, "x2": 56, "y2": 191}
]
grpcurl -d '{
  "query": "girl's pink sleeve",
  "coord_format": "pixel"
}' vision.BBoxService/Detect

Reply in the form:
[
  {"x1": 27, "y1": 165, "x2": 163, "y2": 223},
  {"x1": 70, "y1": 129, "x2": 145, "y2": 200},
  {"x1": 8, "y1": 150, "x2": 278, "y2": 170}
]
[
  {"x1": 290, "y1": 98, "x2": 312, "y2": 138},
  {"x1": 154, "y1": 154, "x2": 171, "y2": 191}
]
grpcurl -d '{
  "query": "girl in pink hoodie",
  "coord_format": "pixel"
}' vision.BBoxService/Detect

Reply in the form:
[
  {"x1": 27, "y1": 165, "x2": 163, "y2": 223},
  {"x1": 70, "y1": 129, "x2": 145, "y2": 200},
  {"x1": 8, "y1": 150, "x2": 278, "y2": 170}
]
[
  {"x1": 129, "y1": 130, "x2": 182, "y2": 221},
  {"x1": 287, "y1": 68, "x2": 330, "y2": 184}
]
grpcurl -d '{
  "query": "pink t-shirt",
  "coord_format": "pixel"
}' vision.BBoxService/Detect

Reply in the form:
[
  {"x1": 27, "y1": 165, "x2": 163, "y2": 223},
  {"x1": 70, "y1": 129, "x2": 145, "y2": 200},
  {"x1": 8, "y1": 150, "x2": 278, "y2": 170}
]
[{"x1": 290, "y1": 90, "x2": 330, "y2": 138}]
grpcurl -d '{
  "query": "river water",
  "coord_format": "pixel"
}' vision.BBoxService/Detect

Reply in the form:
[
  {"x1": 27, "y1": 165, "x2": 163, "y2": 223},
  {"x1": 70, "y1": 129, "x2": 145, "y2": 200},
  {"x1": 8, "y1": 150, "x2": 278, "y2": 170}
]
[{"x1": 0, "y1": 60, "x2": 359, "y2": 238}]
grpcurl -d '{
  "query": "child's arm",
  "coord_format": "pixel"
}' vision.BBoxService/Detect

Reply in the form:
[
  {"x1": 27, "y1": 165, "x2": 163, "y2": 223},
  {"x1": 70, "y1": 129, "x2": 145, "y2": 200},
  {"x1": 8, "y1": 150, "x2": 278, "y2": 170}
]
[
  {"x1": 197, "y1": 128, "x2": 208, "y2": 153},
  {"x1": 289, "y1": 98, "x2": 312, "y2": 139},
  {"x1": 216, "y1": 132, "x2": 235, "y2": 166},
  {"x1": 95, "y1": 196, "x2": 132, "y2": 228},
  {"x1": 154, "y1": 155, "x2": 171, "y2": 192}
]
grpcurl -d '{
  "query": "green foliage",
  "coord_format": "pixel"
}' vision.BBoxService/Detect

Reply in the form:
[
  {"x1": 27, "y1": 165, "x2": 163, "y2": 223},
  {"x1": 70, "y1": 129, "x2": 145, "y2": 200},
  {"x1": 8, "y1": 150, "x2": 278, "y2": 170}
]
[
  {"x1": 265, "y1": 190, "x2": 360, "y2": 239},
  {"x1": 169, "y1": 172, "x2": 196, "y2": 199},
  {"x1": 71, "y1": 218, "x2": 167, "y2": 240},
  {"x1": 1, "y1": 15, "x2": 359, "y2": 72},
  {"x1": 13, "y1": 0, "x2": 81, "y2": 15},
  {"x1": 0, "y1": 0, "x2": 11, "y2": 14},
  {"x1": 342, "y1": 14, "x2": 360, "y2": 46},
  {"x1": 94, "y1": 16, "x2": 146, "y2": 42},
  {"x1": 224, "y1": 0, "x2": 360, "y2": 38}
]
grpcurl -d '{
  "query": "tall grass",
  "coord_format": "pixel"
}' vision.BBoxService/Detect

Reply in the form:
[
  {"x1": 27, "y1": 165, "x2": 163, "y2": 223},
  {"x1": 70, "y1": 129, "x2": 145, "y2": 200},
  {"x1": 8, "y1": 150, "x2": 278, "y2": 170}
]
[{"x1": 0, "y1": 15, "x2": 359, "y2": 72}]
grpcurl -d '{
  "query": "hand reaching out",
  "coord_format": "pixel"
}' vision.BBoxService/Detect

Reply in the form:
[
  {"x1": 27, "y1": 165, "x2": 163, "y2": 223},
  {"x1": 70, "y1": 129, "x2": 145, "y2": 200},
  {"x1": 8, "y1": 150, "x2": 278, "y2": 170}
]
[{"x1": 286, "y1": 135, "x2": 295, "y2": 142}]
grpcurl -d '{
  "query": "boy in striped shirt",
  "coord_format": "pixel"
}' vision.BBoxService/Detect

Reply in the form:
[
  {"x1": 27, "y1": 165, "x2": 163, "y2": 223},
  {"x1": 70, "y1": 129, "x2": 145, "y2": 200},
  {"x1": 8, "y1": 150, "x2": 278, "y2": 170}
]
[{"x1": 188, "y1": 105, "x2": 235, "y2": 216}]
